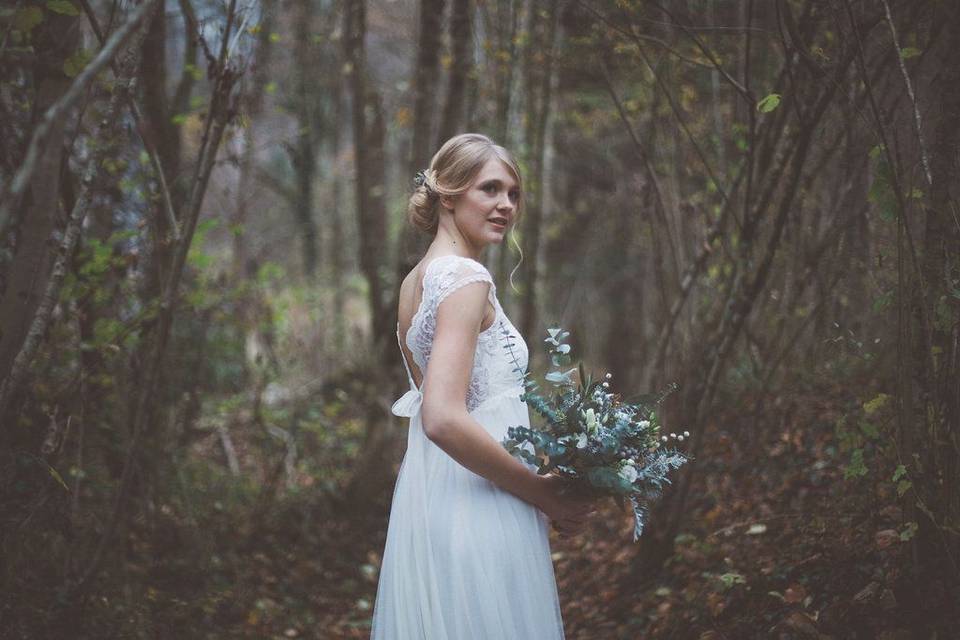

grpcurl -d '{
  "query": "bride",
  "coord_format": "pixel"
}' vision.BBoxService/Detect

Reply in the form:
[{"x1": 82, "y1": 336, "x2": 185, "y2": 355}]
[{"x1": 370, "y1": 133, "x2": 597, "y2": 639}]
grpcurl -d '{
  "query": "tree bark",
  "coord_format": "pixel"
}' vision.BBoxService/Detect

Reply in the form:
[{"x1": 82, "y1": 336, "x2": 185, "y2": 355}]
[
  {"x1": 519, "y1": 0, "x2": 560, "y2": 342},
  {"x1": 233, "y1": 6, "x2": 275, "y2": 282},
  {"x1": 437, "y1": 0, "x2": 472, "y2": 146},
  {"x1": 916, "y1": 0, "x2": 960, "y2": 569},
  {"x1": 0, "y1": 11, "x2": 80, "y2": 396},
  {"x1": 289, "y1": 0, "x2": 322, "y2": 280}
]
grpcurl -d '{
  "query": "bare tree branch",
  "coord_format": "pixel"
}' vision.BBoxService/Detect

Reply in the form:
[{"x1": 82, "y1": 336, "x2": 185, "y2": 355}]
[{"x1": 880, "y1": 0, "x2": 932, "y2": 186}]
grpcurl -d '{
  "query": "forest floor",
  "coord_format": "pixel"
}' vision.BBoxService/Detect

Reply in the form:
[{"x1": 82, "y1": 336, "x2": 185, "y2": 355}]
[
  {"x1": 307, "y1": 373, "x2": 957, "y2": 640},
  {"x1": 48, "y1": 372, "x2": 958, "y2": 639}
]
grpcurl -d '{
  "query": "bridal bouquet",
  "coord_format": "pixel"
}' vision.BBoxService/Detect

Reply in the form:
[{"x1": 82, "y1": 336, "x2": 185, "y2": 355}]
[{"x1": 500, "y1": 325, "x2": 692, "y2": 542}]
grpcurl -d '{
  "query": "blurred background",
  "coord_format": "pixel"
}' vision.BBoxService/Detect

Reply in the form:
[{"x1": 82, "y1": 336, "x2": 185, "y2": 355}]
[{"x1": 1, "y1": 0, "x2": 958, "y2": 637}]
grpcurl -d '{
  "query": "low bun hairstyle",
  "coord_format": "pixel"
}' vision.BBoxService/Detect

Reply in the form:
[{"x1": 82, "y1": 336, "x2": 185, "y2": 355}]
[{"x1": 407, "y1": 133, "x2": 524, "y2": 236}]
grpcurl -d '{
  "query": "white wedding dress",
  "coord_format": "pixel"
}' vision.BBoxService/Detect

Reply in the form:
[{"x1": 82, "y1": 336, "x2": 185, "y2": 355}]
[{"x1": 370, "y1": 254, "x2": 565, "y2": 639}]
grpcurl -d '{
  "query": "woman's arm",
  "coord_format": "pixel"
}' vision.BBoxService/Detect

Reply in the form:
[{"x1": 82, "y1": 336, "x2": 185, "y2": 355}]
[{"x1": 419, "y1": 281, "x2": 546, "y2": 509}]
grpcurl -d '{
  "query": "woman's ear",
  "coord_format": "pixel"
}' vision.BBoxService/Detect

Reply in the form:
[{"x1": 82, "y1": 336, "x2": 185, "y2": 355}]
[{"x1": 439, "y1": 194, "x2": 456, "y2": 212}]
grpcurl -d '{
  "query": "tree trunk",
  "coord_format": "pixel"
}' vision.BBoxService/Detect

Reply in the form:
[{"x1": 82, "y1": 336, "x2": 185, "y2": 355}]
[
  {"x1": 233, "y1": 6, "x2": 275, "y2": 282},
  {"x1": 519, "y1": 0, "x2": 560, "y2": 342},
  {"x1": 437, "y1": 0, "x2": 472, "y2": 146},
  {"x1": 0, "y1": 11, "x2": 80, "y2": 397},
  {"x1": 915, "y1": 0, "x2": 960, "y2": 570},
  {"x1": 290, "y1": 0, "x2": 321, "y2": 280},
  {"x1": 345, "y1": 0, "x2": 391, "y2": 357},
  {"x1": 395, "y1": 0, "x2": 446, "y2": 299}
]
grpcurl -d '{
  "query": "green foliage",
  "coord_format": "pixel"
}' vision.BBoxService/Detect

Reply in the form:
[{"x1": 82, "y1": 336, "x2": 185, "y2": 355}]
[
  {"x1": 843, "y1": 447, "x2": 867, "y2": 480},
  {"x1": 46, "y1": 0, "x2": 80, "y2": 16},
  {"x1": 716, "y1": 572, "x2": 747, "y2": 591},
  {"x1": 756, "y1": 93, "x2": 781, "y2": 113},
  {"x1": 63, "y1": 48, "x2": 90, "y2": 77},
  {"x1": 900, "y1": 521, "x2": 918, "y2": 540},
  {"x1": 899, "y1": 47, "x2": 921, "y2": 59},
  {"x1": 889, "y1": 463, "x2": 912, "y2": 498}
]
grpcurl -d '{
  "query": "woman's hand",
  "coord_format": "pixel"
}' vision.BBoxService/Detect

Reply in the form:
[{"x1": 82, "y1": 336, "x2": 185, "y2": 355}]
[{"x1": 534, "y1": 472, "x2": 600, "y2": 539}]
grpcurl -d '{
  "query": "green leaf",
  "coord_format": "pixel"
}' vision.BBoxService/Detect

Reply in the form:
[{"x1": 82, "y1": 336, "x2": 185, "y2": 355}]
[
  {"x1": 63, "y1": 48, "x2": 91, "y2": 78},
  {"x1": 863, "y1": 393, "x2": 890, "y2": 416},
  {"x1": 718, "y1": 572, "x2": 746, "y2": 590},
  {"x1": 843, "y1": 448, "x2": 867, "y2": 480},
  {"x1": 756, "y1": 93, "x2": 781, "y2": 113},
  {"x1": 899, "y1": 521, "x2": 918, "y2": 541},
  {"x1": 48, "y1": 465, "x2": 70, "y2": 492},
  {"x1": 899, "y1": 47, "x2": 921, "y2": 59},
  {"x1": 892, "y1": 464, "x2": 907, "y2": 482},
  {"x1": 896, "y1": 479, "x2": 912, "y2": 497},
  {"x1": 184, "y1": 63, "x2": 203, "y2": 81},
  {"x1": 47, "y1": 0, "x2": 81, "y2": 15}
]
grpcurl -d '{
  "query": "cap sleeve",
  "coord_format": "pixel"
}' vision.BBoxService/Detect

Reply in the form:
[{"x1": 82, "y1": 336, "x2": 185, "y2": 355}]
[{"x1": 425, "y1": 255, "x2": 496, "y2": 316}]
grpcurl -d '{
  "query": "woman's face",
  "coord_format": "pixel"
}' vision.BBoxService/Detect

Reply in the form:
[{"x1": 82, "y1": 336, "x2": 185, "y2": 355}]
[{"x1": 442, "y1": 158, "x2": 520, "y2": 247}]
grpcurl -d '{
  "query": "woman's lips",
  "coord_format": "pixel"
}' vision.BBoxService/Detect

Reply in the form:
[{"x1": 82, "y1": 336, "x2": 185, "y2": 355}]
[{"x1": 490, "y1": 219, "x2": 507, "y2": 230}]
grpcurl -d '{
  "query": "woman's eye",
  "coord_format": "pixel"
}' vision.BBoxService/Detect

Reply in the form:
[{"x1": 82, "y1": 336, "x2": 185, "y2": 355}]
[
  {"x1": 509, "y1": 191, "x2": 519, "y2": 201},
  {"x1": 483, "y1": 184, "x2": 496, "y2": 193}
]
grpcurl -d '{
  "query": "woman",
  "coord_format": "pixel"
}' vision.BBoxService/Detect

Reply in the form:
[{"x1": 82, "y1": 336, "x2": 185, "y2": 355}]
[{"x1": 370, "y1": 133, "x2": 596, "y2": 639}]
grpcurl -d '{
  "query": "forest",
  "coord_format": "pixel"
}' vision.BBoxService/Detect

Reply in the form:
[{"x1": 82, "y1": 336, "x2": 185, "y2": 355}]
[{"x1": 1, "y1": 0, "x2": 958, "y2": 637}]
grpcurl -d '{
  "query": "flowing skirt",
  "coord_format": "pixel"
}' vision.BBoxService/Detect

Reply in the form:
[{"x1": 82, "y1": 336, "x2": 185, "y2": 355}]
[{"x1": 370, "y1": 389, "x2": 565, "y2": 639}]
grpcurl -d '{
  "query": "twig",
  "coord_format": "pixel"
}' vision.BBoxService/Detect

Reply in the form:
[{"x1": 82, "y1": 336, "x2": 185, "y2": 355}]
[
  {"x1": 648, "y1": 0, "x2": 755, "y2": 104},
  {"x1": 598, "y1": 57, "x2": 680, "y2": 288},
  {"x1": 217, "y1": 425, "x2": 241, "y2": 475},
  {"x1": 879, "y1": 0, "x2": 932, "y2": 186},
  {"x1": 575, "y1": 1, "x2": 725, "y2": 71},
  {"x1": 79, "y1": 0, "x2": 180, "y2": 242}
]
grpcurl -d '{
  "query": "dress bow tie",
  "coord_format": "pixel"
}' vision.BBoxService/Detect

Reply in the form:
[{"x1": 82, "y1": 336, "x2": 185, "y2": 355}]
[{"x1": 391, "y1": 387, "x2": 423, "y2": 417}]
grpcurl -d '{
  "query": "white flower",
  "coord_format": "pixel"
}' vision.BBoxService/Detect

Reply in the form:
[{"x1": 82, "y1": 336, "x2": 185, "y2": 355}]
[
  {"x1": 677, "y1": 435, "x2": 684, "y2": 441},
  {"x1": 618, "y1": 461, "x2": 638, "y2": 483},
  {"x1": 519, "y1": 441, "x2": 536, "y2": 457},
  {"x1": 661, "y1": 435, "x2": 668, "y2": 442},
  {"x1": 605, "y1": 372, "x2": 612, "y2": 379},
  {"x1": 583, "y1": 408, "x2": 598, "y2": 434},
  {"x1": 576, "y1": 432, "x2": 588, "y2": 449},
  {"x1": 638, "y1": 420, "x2": 650, "y2": 429},
  {"x1": 683, "y1": 430, "x2": 690, "y2": 437}
]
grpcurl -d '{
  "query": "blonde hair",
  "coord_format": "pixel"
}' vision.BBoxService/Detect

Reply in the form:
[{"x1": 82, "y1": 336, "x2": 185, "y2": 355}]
[{"x1": 407, "y1": 133, "x2": 524, "y2": 236}]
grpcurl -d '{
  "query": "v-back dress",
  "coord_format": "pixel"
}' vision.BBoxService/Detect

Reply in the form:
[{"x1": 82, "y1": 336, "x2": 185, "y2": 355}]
[{"x1": 369, "y1": 254, "x2": 565, "y2": 639}]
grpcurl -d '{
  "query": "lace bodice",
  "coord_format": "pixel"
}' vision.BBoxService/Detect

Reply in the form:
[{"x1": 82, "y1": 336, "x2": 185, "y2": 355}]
[{"x1": 394, "y1": 254, "x2": 529, "y2": 414}]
